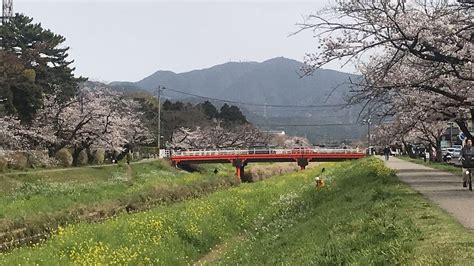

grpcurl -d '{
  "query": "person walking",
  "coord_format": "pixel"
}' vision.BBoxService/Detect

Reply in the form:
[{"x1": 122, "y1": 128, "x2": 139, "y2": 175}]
[
  {"x1": 460, "y1": 139, "x2": 474, "y2": 187},
  {"x1": 383, "y1": 146, "x2": 390, "y2": 161},
  {"x1": 126, "y1": 150, "x2": 132, "y2": 165}
]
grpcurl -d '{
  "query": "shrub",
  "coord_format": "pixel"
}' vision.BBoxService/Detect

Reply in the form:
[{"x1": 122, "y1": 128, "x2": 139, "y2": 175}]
[
  {"x1": 136, "y1": 146, "x2": 156, "y2": 159},
  {"x1": 0, "y1": 157, "x2": 7, "y2": 172},
  {"x1": 133, "y1": 152, "x2": 140, "y2": 160},
  {"x1": 6, "y1": 152, "x2": 28, "y2": 170},
  {"x1": 93, "y1": 149, "x2": 105, "y2": 164},
  {"x1": 247, "y1": 163, "x2": 299, "y2": 182},
  {"x1": 46, "y1": 157, "x2": 60, "y2": 167},
  {"x1": 77, "y1": 150, "x2": 88, "y2": 166},
  {"x1": 26, "y1": 151, "x2": 50, "y2": 168},
  {"x1": 55, "y1": 149, "x2": 73, "y2": 167},
  {"x1": 22, "y1": 69, "x2": 36, "y2": 82}
]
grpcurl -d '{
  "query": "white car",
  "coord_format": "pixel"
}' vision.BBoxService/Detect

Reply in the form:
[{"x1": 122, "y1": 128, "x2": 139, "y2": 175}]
[
  {"x1": 446, "y1": 148, "x2": 455, "y2": 155},
  {"x1": 390, "y1": 149, "x2": 400, "y2": 156},
  {"x1": 452, "y1": 148, "x2": 461, "y2": 159}
]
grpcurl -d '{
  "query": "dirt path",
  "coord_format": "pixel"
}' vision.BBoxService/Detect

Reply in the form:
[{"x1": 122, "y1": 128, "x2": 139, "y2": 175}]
[
  {"x1": 193, "y1": 235, "x2": 245, "y2": 265},
  {"x1": 126, "y1": 163, "x2": 133, "y2": 181},
  {"x1": 193, "y1": 241, "x2": 231, "y2": 265},
  {"x1": 384, "y1": 156, "x2": 474, "y2": 230}
]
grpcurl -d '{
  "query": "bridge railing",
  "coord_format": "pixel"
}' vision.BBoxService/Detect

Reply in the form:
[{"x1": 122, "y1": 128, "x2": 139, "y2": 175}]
[{"x1": 170, "y1": 148, "x2": 362, "y2": 157}]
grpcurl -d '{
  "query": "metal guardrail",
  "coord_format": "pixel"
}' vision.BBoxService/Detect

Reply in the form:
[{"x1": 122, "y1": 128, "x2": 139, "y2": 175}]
[{"x1": 171, "y1": 148, "x2": 362, "y2": 157}]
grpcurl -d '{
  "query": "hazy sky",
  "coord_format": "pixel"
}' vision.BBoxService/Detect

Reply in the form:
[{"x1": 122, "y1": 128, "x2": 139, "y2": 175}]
[{"x1": 15, "y1": 0, "x2": 350, "y2": 82}]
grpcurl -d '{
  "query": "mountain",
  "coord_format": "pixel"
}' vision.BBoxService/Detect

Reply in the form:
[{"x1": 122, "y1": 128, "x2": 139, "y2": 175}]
[
  {"x1": 111, "y1": 57, "x2": 356, "y2": 105},
  {"x1": 110, "y1": 57, "x2": 366, "y2": 143}
]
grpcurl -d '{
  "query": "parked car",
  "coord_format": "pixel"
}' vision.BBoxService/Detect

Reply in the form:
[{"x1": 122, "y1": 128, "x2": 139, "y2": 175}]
[
  {"x1": 443, "y1": 153, "x2": 452, "y2": 162},
  {"x1": 452, "y1": 148, "x2": 462, "y2": 159},
  {"x1": 446, "y1": 148, "x2": 455, "y2": 156},
  {"x1": 390, "y1": 149, "x2": 400, "y2": 156},
  {"x1": 441, "y1": 148, "x2": 448, "y2": 155}
]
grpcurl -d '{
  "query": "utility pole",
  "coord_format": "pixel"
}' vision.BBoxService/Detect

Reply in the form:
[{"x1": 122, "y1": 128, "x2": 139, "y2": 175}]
[
  {"x1": 156, "y1": 86, "x2": 164, "y2": 153},
  {"x1": 2, "y1": 0, "x2": 13, "y2": 24},
  {"x1": 264, "y1": 102, "x2": 269, "y2": 147},
  {"x1": 368, "y1": 119, "x2": 371, "y2": 148},
  {"x1": 363, "y1": 108, "x2": 372, "y2": 154},
  {"x1": 448, "y1": 122, "x2": 453, "y2": 147}
]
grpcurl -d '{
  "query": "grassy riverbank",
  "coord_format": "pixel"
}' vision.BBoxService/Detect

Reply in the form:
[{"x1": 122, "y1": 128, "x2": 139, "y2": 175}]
[
  {"x1": 215, "y1": 158, "x2": 474, "y2": 265},
  {"x1": 0, "y1": 161, "x2": 238, "y2": 248},
  {"x1": 2, "y1": 158, "x2": 473, "y2": 264}
]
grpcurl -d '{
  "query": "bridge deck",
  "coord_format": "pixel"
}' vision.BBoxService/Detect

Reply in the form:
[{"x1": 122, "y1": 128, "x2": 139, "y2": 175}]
[
  {"x1": 170, "y1": 148, "x2": 365, "y2": 164},
  {"x1": 169, "y1": 148, "x2": 365, "y2": 179}
]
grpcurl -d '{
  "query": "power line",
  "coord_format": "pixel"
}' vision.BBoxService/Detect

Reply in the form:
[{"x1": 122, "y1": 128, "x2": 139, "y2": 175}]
[
  {"x1": 163, "y1": 87, "x2": 348, "y2": 109},
  {"x1": 256, "y1": 123, "x2": 360, "y2": 127}
]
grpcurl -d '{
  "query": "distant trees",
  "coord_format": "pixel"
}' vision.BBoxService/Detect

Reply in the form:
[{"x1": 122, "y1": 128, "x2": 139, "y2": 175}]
[
  {"x1": 161, "y1": 100, "x2": 209, "y2": 146},
  {"x1": 171, "y1": 124, "x2": 268, "y2": 149},
  {"x1": 159, "y1": 100, "x2": 251, "y2": 146},
  {"x1": 219, "y1": 103, "x2": 247, "y2": 125},
  {"x1": 0, "y1": 50, "x2": 42, "y2": 122},
  {"x1": 155, "y1": 100, "x2": 268, "y2": 149},
  {"x1": 300, "y1": 0, "x2": 473, "y2": 138},
  {"x1": 128, "y1": 92, "x2": 163, "y2": 146},
  {"x1": 0, "y1": 14, "x2": 84, "y2": 122},
  {"x1": 125, "y1": 95, "x2": 259, "y2": 149},
  {"x1": 270, "y1": 135, "x2": 311, "y2": 149},
  {"x1": 198, "y1": 101, "x2": 219, "y2": 120}
]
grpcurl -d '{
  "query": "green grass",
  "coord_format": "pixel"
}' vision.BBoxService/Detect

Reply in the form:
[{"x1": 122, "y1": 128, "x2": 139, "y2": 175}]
[
  {"x1": 0, "y1": 164, "x2": 328, "y2": 264},
  {"x1": 0, "y1": 160, "x2": 165, "y2": 194},
  {"x1": 0, "y1": 160, "x2": 239, "y2": 245},
  {"x1": 400, "y1": 156, "x2": 462, "y2": 176},
  {"x1": 2, "y1": 158, "x2": 474, "y2": 264},
  {"x1": 215, "y1": 158, "x2": 474, "y2": 265}
]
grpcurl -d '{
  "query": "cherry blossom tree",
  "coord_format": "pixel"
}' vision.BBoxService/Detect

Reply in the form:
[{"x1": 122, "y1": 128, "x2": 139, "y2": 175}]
[
  {"x1": 0, "y1": 116, "x2": 46, "y2": 150},
  {"x1": 170, "y1": 123, "x2": 269, "y2": 149},
  {"x1": 299, "y1": 0, "x2": 473, "y2": 137},
  {"x1": 1, "y1": 85, "x2": 152, "y2": 165},
  {"x1": 372, "y1": 94, "x2": 448, "y2": 161},
  {"x1": 281, "y1": 136, "x2": 312, "y2": 149}
]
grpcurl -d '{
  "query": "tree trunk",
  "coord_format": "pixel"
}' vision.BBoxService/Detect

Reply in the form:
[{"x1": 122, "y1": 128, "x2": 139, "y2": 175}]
[
  {"x1": 48, "y1": 143, "x2": 65, "y2": 158},
  {"x1": 435, "y1": 140, "x2": 443, "y2": 162},
  {"x1": 86, "y1": 147, "x2": 95, "y2": 164},
  {"x1": 403, "y1": 141, "x2": 415, "y2": 158},
  {"x1": 456, "y1": 117, "x2": 472, "y2": 140},
  {"x1": 72, "y1": 146, "x2": 84, "y2": 167},
  {"x1": 48, "y1": 147, "x2": 56, "y2": 158},
  {"x1": 471, "y1": 108, "x2": 474, "y2": 139}
]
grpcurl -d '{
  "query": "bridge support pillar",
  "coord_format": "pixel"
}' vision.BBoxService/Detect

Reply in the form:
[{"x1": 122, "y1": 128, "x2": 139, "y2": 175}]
[
  {"x1": 297, "y1": 158, "x2": 309, "y2": 170},
  {"x1": 232, "y1": 159, "x2": 248, "y2": 182}
]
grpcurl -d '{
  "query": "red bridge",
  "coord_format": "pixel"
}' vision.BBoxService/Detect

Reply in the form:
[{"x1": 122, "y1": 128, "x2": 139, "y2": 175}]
[{"x1": 170, "y1": 148, "x2": 365, "y2": 180}]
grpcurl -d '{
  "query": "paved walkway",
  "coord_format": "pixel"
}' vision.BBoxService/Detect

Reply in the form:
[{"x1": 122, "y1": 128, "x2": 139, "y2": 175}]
[{"x1": 384, "y1": 156, "x2": 474, "y2": 230}]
